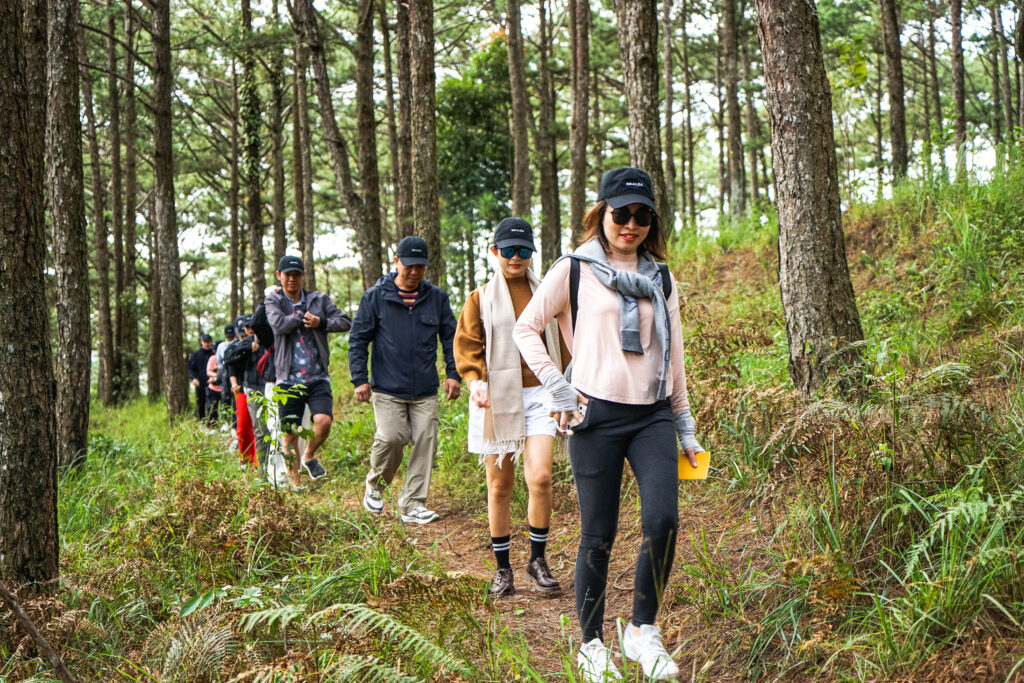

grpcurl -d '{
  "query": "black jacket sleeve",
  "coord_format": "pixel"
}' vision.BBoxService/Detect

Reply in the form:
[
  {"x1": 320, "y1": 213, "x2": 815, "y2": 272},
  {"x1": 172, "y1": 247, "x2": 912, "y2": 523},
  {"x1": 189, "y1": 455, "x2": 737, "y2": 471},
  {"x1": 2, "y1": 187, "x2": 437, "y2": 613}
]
[
  {"x1": 348, "y1": 288, "x2": 377, "y2": 387},
  {"x1": 251, "y1": 304, "x2": 274, "y2": 349},
  {"x1": 438, "y1": 290, "x2": 460, "y2": 382},
  {"x1": 187, "y1": 350, "x2": 202, "y2": 381}
]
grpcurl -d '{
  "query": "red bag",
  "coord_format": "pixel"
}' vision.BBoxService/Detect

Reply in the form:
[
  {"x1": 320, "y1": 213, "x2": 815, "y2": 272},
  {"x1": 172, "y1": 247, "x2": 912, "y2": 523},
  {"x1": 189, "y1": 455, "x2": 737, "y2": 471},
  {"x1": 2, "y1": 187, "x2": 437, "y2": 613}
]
[{"x1": 256, "y1": 348, "x2": 272, "y2": 380}]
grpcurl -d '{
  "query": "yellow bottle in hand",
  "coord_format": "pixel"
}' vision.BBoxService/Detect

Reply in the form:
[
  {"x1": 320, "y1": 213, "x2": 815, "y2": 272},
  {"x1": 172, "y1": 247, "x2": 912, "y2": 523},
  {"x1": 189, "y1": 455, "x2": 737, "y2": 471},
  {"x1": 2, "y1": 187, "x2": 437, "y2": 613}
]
[{"x1": 679, "y1": 450, "x2": 710, "y2": 480}]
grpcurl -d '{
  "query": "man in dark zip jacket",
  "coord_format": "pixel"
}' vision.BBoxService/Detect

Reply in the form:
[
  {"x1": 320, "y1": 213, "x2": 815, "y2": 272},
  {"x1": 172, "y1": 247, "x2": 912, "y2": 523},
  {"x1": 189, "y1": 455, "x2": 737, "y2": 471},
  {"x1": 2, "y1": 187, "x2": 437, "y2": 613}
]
[
  {"x1": 349, "y1": 236, "x2": 461, "y2": 525},
  {"x1": 188, "y1": 335, "x2": 216, "y2": 423}
]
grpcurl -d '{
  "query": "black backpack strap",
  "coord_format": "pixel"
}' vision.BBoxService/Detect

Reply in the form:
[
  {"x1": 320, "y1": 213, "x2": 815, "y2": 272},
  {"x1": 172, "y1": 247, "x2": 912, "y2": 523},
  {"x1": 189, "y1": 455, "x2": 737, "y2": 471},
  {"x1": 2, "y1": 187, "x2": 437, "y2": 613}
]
[
  {"x1": 658, "y1": 263, "x2": 671, "y2": 299},
  {"x1": 570, "y1": 257, "x2": 580, "y2": 331}
]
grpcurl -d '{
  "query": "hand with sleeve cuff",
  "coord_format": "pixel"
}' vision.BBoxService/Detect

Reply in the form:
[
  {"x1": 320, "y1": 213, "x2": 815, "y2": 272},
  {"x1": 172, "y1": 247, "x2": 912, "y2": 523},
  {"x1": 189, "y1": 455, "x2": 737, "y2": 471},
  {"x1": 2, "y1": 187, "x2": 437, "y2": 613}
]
[
  {"x1": 539, "y1": 366, "x2": 588, "y2": 433},
  {"x1": 674, "y1": 409, "x2": 703, "y2": 467}
]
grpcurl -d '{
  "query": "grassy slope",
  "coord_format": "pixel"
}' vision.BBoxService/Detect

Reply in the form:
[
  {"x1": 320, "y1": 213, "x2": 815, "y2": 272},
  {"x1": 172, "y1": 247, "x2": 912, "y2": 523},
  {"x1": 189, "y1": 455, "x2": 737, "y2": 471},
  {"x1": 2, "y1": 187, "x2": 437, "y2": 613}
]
[{"x1": 4, "y1": 172, "x2": 1024, "y2": 682}]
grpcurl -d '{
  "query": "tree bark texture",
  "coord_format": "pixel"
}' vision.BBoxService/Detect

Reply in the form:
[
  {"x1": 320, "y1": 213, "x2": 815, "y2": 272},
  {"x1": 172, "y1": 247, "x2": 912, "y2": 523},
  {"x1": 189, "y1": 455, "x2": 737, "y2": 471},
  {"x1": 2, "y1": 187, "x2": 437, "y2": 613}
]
[
  {"x1": 293, "y1": 43, "x2": 316, "y2": 289},
  {"x1": 662, "y1": 0, "x2": 676, "y2": 224},
  {"x1": 992, "y1": 5, "x2": 1014, "y2": 142},
  {"x1": 927, "y1": 18, "x2": 946, "y2": 178},
  {"x1": 741, "y1": 36, "x2": 761, "y2": 203},
  {"x1": 507, "y1": 0, "x2": 531, "y2": 219},
  {"x1": 50, "y1": 0, "x2": 90, "y2": 468},
  {"x1": 79, "y1": 27, "x2": 114, "y2": 406},
  {"x1": 270, "y1": 0, "x2": 287, "y2": 271},
  {"x1": 879, "y1": 0, "x2": 907, "y2": 179},
  {"x1": 723, "y1": 0, "x2": 746, "y2": 215},
  {"x1": 537, "y1": 0, "x2": 561, "y2": 269},
  {"x1": 410, "y1": 0, "x2": 443, "y2": 284},
  {"x1": 1, "y1": 0, "x2": 59, "y2": 587},
  {"x1": 395, "y1": 0, "x2": 414, "y2": 239},
  {"x1": 152, "y1": 0, "x2": 188, "y2": 418},
  {"x1": 298, "y1": 0, "x2": 381, "y2": 289},
  {"x1": 106, "y1": 0, "x2": 126, "y2": 403},
  {"x1": 950, "y1": 0, "x2": 966, "y2": 180},
  {"x1": 756, "y1": 0, "x2": 865, "y2": 394},
  {"x1": 682, "y1": 0, "x2": 696, "y2": 226},
  {"x1": 146, "y1": 222, "x2": 163, "y2": 403},
  {"x1": 614, "y1": 0, "x2": 670, "y2": 226},
  {"x1": 380, "y1": 0, "x2": 399, "y2": 247},
  {"x1": 242, "y1": 0, "x2": 266, "y2": 307},
  {"x1": 121, "y1": 0, "x2": 139, "y2": 398},
  {"x1": 569, "y1": 0, "x2": 590, "y2": 241},
  {"x1": 230, "y1": 63, "x2": 240, "y2": 322}
]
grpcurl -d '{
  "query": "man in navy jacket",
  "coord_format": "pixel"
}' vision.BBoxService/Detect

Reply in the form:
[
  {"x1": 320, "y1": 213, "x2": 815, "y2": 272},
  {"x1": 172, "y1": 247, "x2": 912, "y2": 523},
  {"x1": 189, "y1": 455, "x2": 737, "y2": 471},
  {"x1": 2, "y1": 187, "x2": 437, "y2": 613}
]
[{"x1": 349, "y1": 236, "x2": 461, "y2": 524}]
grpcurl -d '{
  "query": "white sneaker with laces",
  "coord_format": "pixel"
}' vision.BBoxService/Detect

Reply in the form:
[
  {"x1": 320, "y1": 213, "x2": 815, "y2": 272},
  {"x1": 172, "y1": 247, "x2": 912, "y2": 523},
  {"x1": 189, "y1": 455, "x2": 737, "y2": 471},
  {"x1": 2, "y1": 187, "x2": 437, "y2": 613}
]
[
  {"x1": 620, "y1": 621, "x2": 679, "y2": 680},
  {"x1": 363, "y1": 484, "x2": 385, "y2": 513},
  {"x1": 400, "y1": 506, "x2": 440, "y2": 525},
  {"x1": 577, "y1": 638, "x2": 622, "y2": 682}
]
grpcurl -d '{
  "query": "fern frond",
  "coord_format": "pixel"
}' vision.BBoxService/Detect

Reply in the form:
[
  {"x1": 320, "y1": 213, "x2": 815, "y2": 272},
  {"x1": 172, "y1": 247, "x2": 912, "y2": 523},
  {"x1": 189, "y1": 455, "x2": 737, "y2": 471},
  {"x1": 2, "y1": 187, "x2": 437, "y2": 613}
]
[{"x1": 325, "y1": 654, "x2": 425, "y2": 683}]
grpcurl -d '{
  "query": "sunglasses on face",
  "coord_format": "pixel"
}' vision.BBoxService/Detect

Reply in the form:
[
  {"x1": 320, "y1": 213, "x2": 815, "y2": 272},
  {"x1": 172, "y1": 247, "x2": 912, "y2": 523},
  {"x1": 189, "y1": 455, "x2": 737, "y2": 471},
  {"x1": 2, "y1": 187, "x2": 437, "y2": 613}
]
[
  {"x1": 496, "y1": 246, "x2": 534, "y2": 259},
  {"x1": 607, "y1": 206, "x2": 656, "y2": 227}
]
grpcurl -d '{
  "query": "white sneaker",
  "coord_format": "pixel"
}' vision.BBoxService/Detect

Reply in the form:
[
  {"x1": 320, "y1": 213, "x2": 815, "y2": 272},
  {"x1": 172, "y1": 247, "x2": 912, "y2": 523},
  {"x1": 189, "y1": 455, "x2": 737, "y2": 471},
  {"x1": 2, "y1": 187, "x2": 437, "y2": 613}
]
[
  {"x1": 620, "y1": 621, "x2": 678, "y2": 680},
  {"x1": 363, "y1": 484, "x2": 385, "y2": 513},
  {"x1": 577, "y1": 638, "x2": 622, "y2": 682},
  {"x1": 400, "y1": 506, "x2": 440, "y2": 525}
]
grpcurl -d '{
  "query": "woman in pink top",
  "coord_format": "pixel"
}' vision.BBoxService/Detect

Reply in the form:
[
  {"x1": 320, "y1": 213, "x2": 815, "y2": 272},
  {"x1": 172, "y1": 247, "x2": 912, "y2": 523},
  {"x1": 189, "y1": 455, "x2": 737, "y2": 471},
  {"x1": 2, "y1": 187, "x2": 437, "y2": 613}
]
[{"x1": 513, "y1": 167, "x2": 703, "y2": 682}]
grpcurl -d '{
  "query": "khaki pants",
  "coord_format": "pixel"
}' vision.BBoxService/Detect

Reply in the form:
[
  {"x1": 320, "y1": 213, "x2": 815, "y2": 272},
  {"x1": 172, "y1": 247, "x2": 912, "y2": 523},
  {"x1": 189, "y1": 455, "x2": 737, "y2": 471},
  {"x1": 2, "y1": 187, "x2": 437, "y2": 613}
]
[{"x1": 366, "y1": 393, "x2": 439, "y2": 513}]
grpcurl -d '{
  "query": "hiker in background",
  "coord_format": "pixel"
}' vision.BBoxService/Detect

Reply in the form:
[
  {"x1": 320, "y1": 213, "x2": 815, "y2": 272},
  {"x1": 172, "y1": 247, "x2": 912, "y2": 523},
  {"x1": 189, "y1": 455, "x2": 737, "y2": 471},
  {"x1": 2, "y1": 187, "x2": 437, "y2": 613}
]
[
  {"x1": 225, "y1": 314, "x2": 259, "y2": 469},
  {"x1": 350, "y1": 236, "x2": 461, "y2": 525},
  {"x1": 187, "y1": 334, "x2": 216, "y2": 422},
  {"x1": 216, "y1": 325, "x2": 237, "y2": 426},
  {"x1": 205, "y1": 352, "x2": 222, "y2": 428},
  {"x1": 455, "y1": 218, "x2": 570, "y2": 599},
  {"x1": 225, "y1": 312, "x2": 275, "y2": 474},
  {"x1": 514, "y1": 168, "x2": 702, "y2": 682},
  {"x1": 266, "y1": 255, "x2": 352, "y2": 483}
]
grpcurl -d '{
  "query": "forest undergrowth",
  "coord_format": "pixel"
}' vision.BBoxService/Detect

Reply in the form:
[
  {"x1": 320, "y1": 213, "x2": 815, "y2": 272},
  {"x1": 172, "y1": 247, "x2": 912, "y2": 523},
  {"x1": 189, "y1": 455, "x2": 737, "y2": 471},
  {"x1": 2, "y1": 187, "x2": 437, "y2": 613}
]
[{"x1": 4, "y1": 170, "x2": 1024, "y2": 682}]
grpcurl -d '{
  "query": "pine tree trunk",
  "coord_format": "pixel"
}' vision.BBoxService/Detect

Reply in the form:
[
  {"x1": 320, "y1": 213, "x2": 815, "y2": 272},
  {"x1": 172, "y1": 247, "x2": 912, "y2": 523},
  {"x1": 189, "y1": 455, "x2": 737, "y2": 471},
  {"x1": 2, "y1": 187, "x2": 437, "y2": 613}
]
[
  {"x1": 715, "y1": 38, "x2": 727, "y2": 214},
  {"x1": 569, "y1": 0, "x2": 590, "y2": 241},
  {"x1": 873, "y1": 57, "x2": 884, "y2": 198},
  {"x1": 682, "y1": 0, "x2": 696, "y2": 226},
  {"x1": 152, "y1": 0, "x2": 188, "y2": 418},
  {"x1": 591, "y1": 68, "x2": 603, "y2": 195},
  {"x1": 146, "y1": 221, "x2": 163, "y2": 403},
  {"x1": 380, "y1": 0, "x2": 399, "y2": 248},
  {"x1": 993, "y1": 6, "x2": 1014, "y2": 137},
  {"x1": 395, "y1": 0, "x2": 414, "y2": 239},
  {"x1": 121, "y1": 0, "x2": 139, "y2": 398},
  {"x1": 990, "y1": 35, "x2": 1004, "y2": 146},
  {"x1": 79, "y1": 28, "x2": 115, "y2": 406},
  {"x1": 920, "y1": 33, "x2": 934, "y2": 180},
  {"x1": 270, "y1": 0, "x2": 286, "y2": 270},
  {"x1": 879, "y1": 0, "x2": 908, "y2": 179},
  {"x1": 106, "y1": 0, "x2": 126, "y2": 402},
  {"x1": 294, "y1": 42, "x2": 316, "y2": 289},
  {"x1": 1, "y1": 0, "x2": 59, "y2": 587},
  {"x1": 742, "y1": 36, "x2": 760, "y2": 204},
  {"x1": 537, "y1": 0, "x2": 561, "y2": 269},
  {"x1": 756, "y1": 0, "x2": 864, "y2": 394},
  {"x1": 662, "y1": 0, "x2": 676, "y2": 225},
  {"x1": 951, "y1": 0, "x2": 966, "y2": 180},
  {"x1": 614, "y1": 0, "x2": 670, "y2": 225},
  {"x1": 507, "y1": 0, "x2": 531, "y2": 218},
  {"x1": 292, "y1": 47, "x2": 305, "y2": 268},
  {"x1": 1015, "y1": 9, "x2": 1024, "y2": 130},
  {"x1": 928, "y1": 18, "x2": 947, "y2": 179},
  {"x1": 50, "y1": 0, "x2": 90, "y2": 468},
  {"x1": 355, "y1": 0, "x2": 383, "y2": 283},
  {"x1": 230, "y1": 63, "x2": 240, "y2": 322},
  {"x1": 410, "y1": 0, "x2": 443, "y2": 284},
  {"x1": 723, "y1": 0, "x2": 746, "y2": 215},
  {"x1": 242, "y1": 0, "x2": 266, "y2": 307}
]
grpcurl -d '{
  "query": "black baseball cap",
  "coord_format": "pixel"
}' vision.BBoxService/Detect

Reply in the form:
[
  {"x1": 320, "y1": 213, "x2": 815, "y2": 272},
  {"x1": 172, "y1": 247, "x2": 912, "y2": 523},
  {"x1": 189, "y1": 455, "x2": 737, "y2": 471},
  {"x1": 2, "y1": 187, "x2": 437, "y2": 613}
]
[
  {"x1": 493, "y1": 217, "x2": 537, "y2": 251},
  {"x1": 277, "y1": 255, "x2": 304, "y2": 274},
  {"x1": 236, "y1": 314, "x2": 253, "y2": 330},
  {"x1": 201, "y1": 334, "x2": 213, "y2": 342},
  {"x1": 598, "y1": 167, "x2": 656, "y2": 209},
  {"x1": 396, "y1": 235, "x2": 430, "y2": 266},
  {"x1": 224, "y1": 325, "x2": 235, "y2": 337}
]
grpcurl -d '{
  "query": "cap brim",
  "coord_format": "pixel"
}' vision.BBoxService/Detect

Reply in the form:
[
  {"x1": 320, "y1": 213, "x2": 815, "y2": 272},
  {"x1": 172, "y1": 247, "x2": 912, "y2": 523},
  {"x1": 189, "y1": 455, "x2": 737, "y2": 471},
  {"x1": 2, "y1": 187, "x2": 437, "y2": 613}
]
[
  {"x1": 279, "y1": 267, "x2": 304, "y2": 274},
  {"x1": 495, "y1": 238, "x2": 537, "y2": 251},
  {"x1": 605, "y1": 193, "x2": 656, "y2": 209},
  {"x1": 398, "y1": 256, "x2": 430, "y2": 266}
]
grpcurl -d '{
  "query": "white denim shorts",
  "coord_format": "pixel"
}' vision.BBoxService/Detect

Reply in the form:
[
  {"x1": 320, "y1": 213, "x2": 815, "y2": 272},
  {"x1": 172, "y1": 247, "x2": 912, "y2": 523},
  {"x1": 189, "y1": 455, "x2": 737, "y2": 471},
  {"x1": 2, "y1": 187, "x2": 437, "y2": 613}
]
[{"x1": 468, "y1": 384, "x2": 557, "y2": 456}]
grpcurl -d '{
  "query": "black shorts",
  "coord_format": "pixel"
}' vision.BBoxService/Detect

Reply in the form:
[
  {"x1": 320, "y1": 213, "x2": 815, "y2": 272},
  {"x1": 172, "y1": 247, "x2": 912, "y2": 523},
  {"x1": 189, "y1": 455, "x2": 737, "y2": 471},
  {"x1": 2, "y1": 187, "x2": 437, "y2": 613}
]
[{"x1": 277, "y1": 379, "x2": 333, "y2": 429}]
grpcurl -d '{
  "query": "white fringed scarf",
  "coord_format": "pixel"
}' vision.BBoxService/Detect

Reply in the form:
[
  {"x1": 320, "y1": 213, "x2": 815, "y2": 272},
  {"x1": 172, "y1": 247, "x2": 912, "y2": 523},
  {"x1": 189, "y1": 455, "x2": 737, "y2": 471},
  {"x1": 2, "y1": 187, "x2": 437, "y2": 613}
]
[{"x1": 479, "y1": 269, "x2": 562, "y2": 467}]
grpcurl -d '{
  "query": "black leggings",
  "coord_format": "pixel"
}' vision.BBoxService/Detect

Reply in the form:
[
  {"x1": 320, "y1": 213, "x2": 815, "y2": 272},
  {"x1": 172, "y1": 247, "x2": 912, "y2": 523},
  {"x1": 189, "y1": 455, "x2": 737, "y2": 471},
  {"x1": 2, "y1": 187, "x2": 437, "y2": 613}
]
[{"x1": 568, "y1": 397, "x2": 679, "y2": 642}]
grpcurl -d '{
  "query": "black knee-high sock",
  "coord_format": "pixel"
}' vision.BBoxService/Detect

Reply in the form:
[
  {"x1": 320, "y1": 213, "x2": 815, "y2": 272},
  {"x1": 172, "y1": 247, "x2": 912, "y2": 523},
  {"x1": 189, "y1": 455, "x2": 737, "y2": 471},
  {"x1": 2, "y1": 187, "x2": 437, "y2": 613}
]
[
  {"x1": 491, "y1": 535, "x2": 511, "y2": 569},
  {"x1": 529, "y1": 525, "x2": 549, "y2": 560}
]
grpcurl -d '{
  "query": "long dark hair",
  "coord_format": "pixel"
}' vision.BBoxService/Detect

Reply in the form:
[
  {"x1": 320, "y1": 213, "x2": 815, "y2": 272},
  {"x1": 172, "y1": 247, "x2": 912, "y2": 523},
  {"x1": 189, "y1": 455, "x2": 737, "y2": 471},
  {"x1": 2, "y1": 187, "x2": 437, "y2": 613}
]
[{"x1": 576, "y1": 200, "x2": 667, "y2": 261}]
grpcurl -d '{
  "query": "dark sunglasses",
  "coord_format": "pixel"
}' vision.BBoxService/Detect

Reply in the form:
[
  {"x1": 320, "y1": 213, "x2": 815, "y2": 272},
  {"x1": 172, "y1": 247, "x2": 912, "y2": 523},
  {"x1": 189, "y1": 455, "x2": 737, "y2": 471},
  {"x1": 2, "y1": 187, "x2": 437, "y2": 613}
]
[
  {"x1": 608, "y1": 206, "x2": 656, "y2": 227},
  {"x1": 496, "y1": 246, "x2": 534, "y2": 259}
]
